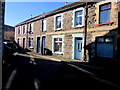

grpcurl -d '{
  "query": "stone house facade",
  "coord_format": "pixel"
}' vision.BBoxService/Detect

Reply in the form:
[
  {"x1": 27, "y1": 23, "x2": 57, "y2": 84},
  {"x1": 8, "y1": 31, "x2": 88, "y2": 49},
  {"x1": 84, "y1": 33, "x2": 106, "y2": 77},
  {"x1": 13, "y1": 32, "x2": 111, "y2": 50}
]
[{"x1": 15, "y1": 1, "x2": 120, "y2": 62}]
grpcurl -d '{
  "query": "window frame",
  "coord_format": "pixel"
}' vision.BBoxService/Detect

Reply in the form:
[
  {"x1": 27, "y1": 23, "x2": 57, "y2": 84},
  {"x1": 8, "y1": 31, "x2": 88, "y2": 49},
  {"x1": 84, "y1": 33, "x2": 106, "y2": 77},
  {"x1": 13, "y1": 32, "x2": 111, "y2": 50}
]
[
  {"x1": 54, "y1": 13, "x2": 63, "y2": 31},
  {"x1": 41, "y1": 19, "x2": 47, "y2": 32},
  {"x1": 22, "y1": 25, "x2": 27, "y2": 34},
  {"x1": 72, "y1": 7, "x2": 84, "y2": 28},
  {"x1": 96, "y1": 36, "x2": 114, "y2": 43},
  {"x1": 28, "y1": 37, "x2": 34, "y2": 48},
  {"x1": 52, "y1": 35, "x2": 64, "y2": 54},
  {"x1": 29, "y1": 23, "x2": 34, "y2": 34},
  {"x1": 18, "y1": 26, "x2": 21, "y2": 34},
  {"x1": 99, "y1": 3, "x2": 111, "y2": 24}
]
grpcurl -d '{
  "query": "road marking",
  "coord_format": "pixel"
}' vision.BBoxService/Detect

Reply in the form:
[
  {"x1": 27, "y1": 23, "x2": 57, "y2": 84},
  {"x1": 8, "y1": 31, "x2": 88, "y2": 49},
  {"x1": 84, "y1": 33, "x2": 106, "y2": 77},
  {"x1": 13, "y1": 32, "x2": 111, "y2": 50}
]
[
  {"x1": 30, "y1": 54, "x2": 36, "y2": 65},
  {"x1": 68, "y1": 64, "x2": 95, "y2": 76},
  {"x1": 34, "y1": 79, "x2": 41, "y2": 90},
  {"x1": 68, "y1": 64, "x2": 120, "y2": 89},
  {"x1": 5, "y1": 69, "x2": 17, "y2": 89}
]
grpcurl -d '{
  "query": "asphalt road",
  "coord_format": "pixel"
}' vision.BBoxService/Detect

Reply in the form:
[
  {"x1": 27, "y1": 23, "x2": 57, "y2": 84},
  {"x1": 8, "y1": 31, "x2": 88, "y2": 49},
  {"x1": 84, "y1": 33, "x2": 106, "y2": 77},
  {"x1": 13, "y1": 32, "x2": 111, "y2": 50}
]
[{"x1": 2, "y1": 54, "x2": 120, "y2": 90}]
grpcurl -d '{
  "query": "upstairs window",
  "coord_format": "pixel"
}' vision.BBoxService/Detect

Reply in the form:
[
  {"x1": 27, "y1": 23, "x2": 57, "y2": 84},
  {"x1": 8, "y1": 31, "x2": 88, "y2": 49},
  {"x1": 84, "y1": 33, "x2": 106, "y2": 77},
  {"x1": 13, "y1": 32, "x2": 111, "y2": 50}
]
[
  {"x1": 41, "y1": 19, "x2": 47, "y2": 32},
  {"x1": 73, "y1": 7, "x2": 84, "y2": 28},
  {"x1": 23, "y1": 25, "x2": 26, "y2": 34},
  {"x1": 30, "y1": 23, "x2": 33, "y2": 33},
  {"x1": 54, "y1": 14, "x2": 63, "y2": 30},
  {"x1": 99, "y1": 3, "x2": 111, "y2": 24},
  {"x1": 18, "y1": 26, "x2": 21, "y2": 34}
]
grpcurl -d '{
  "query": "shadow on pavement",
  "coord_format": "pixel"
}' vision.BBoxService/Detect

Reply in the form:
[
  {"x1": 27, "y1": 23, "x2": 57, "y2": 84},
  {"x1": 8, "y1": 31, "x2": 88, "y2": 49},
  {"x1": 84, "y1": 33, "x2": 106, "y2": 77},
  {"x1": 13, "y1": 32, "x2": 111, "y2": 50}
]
[{"x1": 2, "y1": 55, "x2": 120, "y2": 90}]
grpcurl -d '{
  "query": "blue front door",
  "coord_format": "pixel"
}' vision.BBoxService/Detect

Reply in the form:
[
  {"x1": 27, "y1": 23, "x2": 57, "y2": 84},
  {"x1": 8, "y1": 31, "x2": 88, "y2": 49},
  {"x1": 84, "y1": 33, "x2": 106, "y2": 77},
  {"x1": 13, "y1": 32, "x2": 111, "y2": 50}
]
[
  {"x1": 37, "y1": 37, "x2": 40, "y2": 53},
  {"x1": 75, "y1": 38, "x2": 82, "y2": 60}
]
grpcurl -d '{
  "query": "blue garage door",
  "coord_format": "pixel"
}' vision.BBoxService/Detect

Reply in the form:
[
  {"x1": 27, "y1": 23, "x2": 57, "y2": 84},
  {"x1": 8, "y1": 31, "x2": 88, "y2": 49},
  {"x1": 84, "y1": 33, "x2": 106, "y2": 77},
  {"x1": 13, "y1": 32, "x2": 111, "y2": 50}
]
[{"x1": 96, "y1": 37, "x2": 113, "y2": 58}]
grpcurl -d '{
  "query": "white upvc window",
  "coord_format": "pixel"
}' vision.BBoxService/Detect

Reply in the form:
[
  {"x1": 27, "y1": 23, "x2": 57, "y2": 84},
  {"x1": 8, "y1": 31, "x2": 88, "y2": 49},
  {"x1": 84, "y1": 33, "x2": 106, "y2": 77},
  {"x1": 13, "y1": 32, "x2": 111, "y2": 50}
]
[
  {"x1": 41, "y1": 19, "x2": 47, "y2": 32},
  {"x1": 73, "y1": 7, "x2": 84, "y2": 28},
  {"x1": 54, "y1": 13, "x2": 63, "y2": 31},
  {"x1": 18, "y1": 26, "x2": 21, "y2": 34},
  {"x1": 22, "y1": 25, "x2": 27, "y2": 34},
  {"x1": 29, "y1": 37, "x2": 34, "y2": 48},
  {"x1": 52, "y1": 35, "x2": 64, "y2": 54},
  {"x1": 30, "y1": 23, "x2": 33, "y2": 33}
]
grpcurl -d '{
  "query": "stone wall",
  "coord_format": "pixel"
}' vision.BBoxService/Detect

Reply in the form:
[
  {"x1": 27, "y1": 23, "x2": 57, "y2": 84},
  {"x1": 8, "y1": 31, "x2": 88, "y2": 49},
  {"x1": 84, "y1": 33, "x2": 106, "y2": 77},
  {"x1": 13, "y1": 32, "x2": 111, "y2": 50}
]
[
  {"x1": 46, "y1": 8, "x2": 85, "y2": 59},
  {"x1": 86, "y1": 1, "x2": 118, "y2": 60},
  {"x1": 64, "y1": 34, "x2": 73, "y2": 59},
  {"x1": 62, "y1": 10, "x2": 73, "y2": 31},
  {"x1": 15, "y1": 1, "x2": 119, "y2": 61}
]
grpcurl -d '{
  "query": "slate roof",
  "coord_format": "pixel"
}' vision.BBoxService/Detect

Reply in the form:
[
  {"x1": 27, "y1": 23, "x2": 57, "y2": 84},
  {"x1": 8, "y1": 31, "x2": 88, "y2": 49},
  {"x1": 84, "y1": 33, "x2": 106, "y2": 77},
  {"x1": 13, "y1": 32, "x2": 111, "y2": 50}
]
[{"x1": 15, "y1": 2, "x2": 87, "y2": 26}]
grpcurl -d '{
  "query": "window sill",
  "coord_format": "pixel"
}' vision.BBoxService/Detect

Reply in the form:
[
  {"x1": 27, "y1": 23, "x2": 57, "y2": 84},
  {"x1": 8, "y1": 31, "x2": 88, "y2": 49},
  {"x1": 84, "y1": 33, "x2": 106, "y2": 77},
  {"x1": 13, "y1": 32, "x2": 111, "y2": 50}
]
[
  {"x1": 42, "y1": 31, "x2": 47, "y2": 32},
  {"x1": 72, "y1": 25, "x2": 84, "y2": 29},
  {"x1": 54, "y1": 52, "x2": 63, "y2": 55},
  {"x1": 98, "y1": 22, "x2": 113, "y2": 26},
  {"x1": 54, "y1": 28, "x2": 62, "y2": 31},
  {"x1": 29, "y1": 47, "x2": 34, "y2": 49},
  {"x1": 29, "y1": 32, "x2": 33, "y2": 34}
]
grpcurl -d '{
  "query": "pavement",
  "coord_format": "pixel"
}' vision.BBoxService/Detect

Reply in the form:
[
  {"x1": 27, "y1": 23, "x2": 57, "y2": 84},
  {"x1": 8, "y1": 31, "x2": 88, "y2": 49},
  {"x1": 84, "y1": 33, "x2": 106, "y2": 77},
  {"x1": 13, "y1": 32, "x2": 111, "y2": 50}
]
[
  {"x1": 16, "y1": 52, "x2": 120, "y2": 71},
  {"x1": 13, "y1": 52, "x2": 120, "y2": 88}
]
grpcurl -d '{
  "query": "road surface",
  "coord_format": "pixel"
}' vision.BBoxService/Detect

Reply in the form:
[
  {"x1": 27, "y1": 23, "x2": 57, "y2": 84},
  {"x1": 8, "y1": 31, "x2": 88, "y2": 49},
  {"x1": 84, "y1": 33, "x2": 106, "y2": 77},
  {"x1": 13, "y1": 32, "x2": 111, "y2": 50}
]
[{"x1": 2, "y1": 54, "x2": 120, "y2": 90}]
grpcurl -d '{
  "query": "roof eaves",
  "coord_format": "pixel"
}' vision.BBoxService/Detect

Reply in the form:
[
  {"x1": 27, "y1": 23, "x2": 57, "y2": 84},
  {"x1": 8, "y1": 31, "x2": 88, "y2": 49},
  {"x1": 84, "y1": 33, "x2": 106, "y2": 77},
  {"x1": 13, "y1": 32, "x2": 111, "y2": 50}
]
[{"x1": 15, "y1": 2, "x2": 85, "y2": 27}]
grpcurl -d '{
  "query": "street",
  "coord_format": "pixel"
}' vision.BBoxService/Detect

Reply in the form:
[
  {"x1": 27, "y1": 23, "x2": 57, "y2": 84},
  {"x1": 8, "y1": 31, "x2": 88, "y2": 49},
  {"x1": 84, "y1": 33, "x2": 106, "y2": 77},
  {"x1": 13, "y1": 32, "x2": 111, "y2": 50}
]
[{"x1": 2, "y1": 54, "x2": 120, "y2": 90}]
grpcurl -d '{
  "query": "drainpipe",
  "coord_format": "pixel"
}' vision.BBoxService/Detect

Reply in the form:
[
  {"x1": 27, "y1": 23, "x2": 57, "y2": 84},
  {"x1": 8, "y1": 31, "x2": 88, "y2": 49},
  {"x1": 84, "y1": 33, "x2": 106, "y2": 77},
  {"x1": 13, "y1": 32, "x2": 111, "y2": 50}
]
[{"x1": 84, "y1": 2, "x2": 88, "y2": 62}]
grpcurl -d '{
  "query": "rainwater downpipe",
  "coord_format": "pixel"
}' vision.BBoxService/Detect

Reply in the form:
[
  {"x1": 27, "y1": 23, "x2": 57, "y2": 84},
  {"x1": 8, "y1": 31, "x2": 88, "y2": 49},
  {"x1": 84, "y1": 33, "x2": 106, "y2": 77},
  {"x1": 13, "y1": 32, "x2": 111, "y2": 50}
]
[{"x1": 84, "y1": 2, "x2": 88, "y2": 62}]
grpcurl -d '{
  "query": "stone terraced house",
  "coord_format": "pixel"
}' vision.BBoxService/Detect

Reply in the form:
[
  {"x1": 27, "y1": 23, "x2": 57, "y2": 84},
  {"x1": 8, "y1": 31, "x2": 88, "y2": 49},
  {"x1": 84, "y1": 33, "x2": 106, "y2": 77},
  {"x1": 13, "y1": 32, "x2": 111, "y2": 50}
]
[{"x1": 15, "y1": 0, "x2": 120, "y2": 62}]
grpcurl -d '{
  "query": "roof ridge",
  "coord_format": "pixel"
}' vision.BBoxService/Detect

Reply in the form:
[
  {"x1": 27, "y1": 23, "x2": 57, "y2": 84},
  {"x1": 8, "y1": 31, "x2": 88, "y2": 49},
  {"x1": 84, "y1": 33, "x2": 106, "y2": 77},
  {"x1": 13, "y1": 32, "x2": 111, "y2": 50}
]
[{"x1": 15, "y1": 2, "x2": 84, "y2": 26}]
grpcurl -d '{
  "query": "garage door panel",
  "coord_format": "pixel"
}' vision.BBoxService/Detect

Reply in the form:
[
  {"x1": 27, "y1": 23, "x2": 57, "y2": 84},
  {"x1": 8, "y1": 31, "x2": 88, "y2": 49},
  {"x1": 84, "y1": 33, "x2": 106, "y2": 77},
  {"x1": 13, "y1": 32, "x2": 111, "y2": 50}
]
[{"x1": 97, "y1": 43, "x2": 113, "y2": 58}]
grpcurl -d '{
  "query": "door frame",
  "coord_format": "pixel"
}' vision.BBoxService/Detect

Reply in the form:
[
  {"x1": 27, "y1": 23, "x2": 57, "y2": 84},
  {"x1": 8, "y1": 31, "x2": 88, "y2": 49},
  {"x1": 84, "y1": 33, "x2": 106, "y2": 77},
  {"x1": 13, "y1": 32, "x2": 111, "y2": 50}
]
[
  {"x1": 41, "y1": 35, "x2": 47, "y2": 54},
  {"x1": 72, "y1": 34, "x2": 84, "y2": 60},
  {"x1": 41, "y1": 35, "x2": 46, "y2": 49},
  {"x1": 36, "y1": 35, "x2": 41, "y2": 53},
  {"x1": 17, "y1": 37, "x2": 21, "y2": 46},
  {"x1": 22, "y1": 37, "x2": 26, "y2": 49}
]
